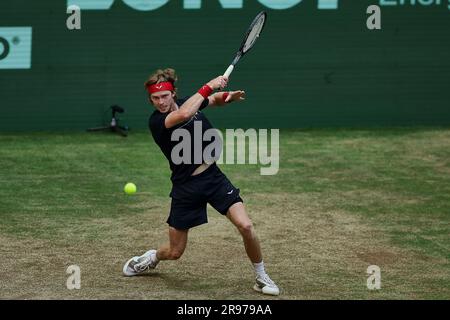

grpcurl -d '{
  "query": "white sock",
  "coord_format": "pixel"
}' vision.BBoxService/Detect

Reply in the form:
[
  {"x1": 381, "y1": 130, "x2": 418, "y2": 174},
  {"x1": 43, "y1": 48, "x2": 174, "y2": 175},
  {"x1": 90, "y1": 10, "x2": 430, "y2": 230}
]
[{"x1": 253, "y1": 261, "x2": 266, "y2": 277}]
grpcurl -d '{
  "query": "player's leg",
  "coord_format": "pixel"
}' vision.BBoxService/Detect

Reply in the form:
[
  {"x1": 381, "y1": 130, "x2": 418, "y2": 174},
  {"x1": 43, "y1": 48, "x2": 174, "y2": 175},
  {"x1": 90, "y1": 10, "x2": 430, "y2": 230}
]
[
  {"x1": 226, "y1": 202, "x2": 262, "y2": 263},
  {"x1": 122, "y1": 227, "x2": 188, "y2": 276},
  {"x1": 155, "y1": 227, "x2": 188, "y2": 260},
  {"x1": 226, "y1": 202, "x2": 280, "y2": 296}
]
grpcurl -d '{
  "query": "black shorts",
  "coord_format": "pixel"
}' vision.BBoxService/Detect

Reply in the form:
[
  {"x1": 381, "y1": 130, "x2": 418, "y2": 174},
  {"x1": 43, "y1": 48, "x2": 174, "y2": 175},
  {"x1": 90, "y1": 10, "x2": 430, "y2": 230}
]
[{"x1": 168, "y1": 164, "x2": 243, "y2": 230}]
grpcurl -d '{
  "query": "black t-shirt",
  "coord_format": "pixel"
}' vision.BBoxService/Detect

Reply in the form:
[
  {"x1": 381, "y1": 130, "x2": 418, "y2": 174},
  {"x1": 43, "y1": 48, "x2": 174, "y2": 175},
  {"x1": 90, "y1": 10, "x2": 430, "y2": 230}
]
[{"x1": 149, "y1": 97, "x2": 219, "y2": 185}]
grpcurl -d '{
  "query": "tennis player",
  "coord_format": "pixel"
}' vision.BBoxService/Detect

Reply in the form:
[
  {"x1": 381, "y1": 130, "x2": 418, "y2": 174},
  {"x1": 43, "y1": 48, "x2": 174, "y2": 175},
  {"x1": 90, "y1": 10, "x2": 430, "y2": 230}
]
[{"x1": 123, "y1": 68, "x2": 279, "y2": 296}]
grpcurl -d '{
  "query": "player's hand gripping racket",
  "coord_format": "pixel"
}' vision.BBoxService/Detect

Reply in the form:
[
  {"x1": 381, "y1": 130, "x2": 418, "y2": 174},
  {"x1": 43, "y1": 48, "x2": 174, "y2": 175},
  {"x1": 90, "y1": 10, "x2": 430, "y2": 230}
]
[{"x1": 223, "y1": 11, "x2": 267, "y2": 78}]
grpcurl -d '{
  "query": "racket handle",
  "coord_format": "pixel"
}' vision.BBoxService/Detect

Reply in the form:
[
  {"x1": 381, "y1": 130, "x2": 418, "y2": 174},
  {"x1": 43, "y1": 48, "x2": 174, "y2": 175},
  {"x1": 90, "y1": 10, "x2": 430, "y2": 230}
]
[{"x1": 223, "y1": 65, "x2": 234, "y2": 78}]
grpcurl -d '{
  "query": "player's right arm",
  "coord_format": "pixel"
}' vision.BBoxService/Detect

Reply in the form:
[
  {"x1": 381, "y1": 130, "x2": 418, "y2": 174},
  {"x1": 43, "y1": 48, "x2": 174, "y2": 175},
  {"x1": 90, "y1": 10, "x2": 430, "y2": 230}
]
[{"x1": 164, "y1": 76, "x2": 228, "y2": 128}]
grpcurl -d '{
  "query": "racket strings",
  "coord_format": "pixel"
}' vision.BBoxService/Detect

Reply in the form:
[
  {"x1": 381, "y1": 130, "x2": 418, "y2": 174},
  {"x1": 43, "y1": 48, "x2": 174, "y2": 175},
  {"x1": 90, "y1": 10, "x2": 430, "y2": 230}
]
[{"x1": 243, "y1": 16, "x2": 265, "y2": 53}]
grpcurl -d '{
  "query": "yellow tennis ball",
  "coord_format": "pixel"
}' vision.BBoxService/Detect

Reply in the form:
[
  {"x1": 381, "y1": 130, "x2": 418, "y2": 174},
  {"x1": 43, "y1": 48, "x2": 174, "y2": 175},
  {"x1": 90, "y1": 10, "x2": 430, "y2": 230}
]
[{"x1": 124, "y1": 182, "x2": 137, "y2": 195}]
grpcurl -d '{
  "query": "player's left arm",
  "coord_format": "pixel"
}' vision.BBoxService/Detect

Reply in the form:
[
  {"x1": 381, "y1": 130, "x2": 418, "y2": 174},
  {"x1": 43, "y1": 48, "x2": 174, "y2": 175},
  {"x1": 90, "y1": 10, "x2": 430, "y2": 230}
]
[{"x1": 207, "y1": 91, "x2": 246, "y2": 108}]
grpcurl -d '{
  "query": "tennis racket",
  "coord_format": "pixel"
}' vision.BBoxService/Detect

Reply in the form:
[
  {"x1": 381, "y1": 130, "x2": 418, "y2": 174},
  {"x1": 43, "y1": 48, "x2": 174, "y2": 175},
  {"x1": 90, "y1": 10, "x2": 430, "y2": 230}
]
[{"x1": 223, "y1": 11, "x2": 267, "y2": 78}]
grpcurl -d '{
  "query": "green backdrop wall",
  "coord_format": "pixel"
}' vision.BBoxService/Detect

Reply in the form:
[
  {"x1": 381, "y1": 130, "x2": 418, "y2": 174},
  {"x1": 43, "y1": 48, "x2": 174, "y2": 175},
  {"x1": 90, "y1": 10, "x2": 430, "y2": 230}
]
[{"x1": 1, "y1": 0, "x2": 450, "y2": 131}]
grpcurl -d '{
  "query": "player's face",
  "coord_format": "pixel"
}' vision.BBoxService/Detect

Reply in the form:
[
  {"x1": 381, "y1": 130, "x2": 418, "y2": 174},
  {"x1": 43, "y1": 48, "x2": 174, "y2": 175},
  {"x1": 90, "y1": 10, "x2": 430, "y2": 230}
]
[{"x1": 150, "y1": 91, "x2": 175, "y2": 112}]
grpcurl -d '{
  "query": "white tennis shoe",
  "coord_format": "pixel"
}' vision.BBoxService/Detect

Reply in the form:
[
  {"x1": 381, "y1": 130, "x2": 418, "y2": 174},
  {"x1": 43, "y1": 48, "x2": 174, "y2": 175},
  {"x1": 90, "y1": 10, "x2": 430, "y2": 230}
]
[
  {"x1": 253, "y1": 274, "x2": 280, "y2": 296},
  {"x1": 123, "y1": 249, "x2": 158, "y2": 276}
]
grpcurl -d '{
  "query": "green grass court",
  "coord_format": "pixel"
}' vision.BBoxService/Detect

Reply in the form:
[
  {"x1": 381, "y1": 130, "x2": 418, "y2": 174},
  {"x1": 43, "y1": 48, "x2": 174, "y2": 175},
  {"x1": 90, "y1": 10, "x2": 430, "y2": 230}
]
[{"x1": 0, "y1": 128, "x2": 449, "y2": 299}]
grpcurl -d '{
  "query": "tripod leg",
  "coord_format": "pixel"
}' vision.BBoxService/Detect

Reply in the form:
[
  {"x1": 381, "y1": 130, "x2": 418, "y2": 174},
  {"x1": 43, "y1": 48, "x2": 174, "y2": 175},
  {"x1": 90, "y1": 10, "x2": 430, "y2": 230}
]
[
  {"x1": 87, "y1": 126, "x2": 111, "y2": 132},
  {"x1": 113, "y1": 126, "x2": 128, "y2": 137}
]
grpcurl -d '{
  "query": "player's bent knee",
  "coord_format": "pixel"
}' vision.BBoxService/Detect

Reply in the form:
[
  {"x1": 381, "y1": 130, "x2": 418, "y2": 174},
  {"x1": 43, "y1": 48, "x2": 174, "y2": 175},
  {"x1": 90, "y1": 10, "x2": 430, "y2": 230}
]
[{"x1": 238, "y1": 222, "x2": 254, "y2": 238}]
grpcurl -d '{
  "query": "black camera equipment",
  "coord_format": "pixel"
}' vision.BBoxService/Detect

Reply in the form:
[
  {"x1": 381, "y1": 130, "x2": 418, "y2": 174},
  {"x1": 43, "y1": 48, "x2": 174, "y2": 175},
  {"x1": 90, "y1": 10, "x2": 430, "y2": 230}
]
[{"x1": 87, "y1": 105, "x2": 129, "y2": 137}]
